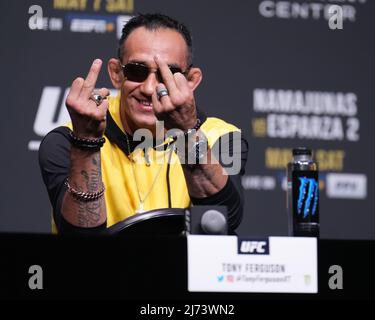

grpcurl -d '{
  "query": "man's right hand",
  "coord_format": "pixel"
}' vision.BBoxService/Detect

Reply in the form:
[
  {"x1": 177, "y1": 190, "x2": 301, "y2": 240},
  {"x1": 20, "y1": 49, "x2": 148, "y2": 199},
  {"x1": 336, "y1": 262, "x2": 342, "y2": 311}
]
[{"x1": 66, "y1": 59, "x2": 109, "y2": 139}]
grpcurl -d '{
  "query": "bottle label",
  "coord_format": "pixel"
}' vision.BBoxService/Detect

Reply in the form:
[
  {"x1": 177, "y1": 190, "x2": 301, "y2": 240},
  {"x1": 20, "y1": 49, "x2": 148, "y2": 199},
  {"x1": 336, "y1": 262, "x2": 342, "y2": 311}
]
[{"x1": 292, "y1": 171, "x2": 319, "y2": 225}]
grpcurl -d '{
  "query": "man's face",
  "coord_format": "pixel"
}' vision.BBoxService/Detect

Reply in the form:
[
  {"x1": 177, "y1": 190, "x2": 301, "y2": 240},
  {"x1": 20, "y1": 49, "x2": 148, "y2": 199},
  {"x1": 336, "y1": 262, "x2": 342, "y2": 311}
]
[{"x1": 119, "y1": 26, "x2": 189, "y2": 133}]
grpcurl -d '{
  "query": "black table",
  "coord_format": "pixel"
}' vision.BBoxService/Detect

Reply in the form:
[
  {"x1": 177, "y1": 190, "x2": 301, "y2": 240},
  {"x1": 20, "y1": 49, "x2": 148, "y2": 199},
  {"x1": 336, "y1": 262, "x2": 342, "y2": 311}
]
[{"x1": 1, "y1": 233, "x2": 374, "y2": 301}]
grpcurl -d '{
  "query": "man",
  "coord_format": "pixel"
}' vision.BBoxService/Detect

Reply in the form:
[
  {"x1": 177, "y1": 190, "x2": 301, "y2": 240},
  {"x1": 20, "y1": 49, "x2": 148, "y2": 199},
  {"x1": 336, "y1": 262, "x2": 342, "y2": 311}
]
[{"x1": 39, "y1": 13, "x2": 248, "y2": 234}]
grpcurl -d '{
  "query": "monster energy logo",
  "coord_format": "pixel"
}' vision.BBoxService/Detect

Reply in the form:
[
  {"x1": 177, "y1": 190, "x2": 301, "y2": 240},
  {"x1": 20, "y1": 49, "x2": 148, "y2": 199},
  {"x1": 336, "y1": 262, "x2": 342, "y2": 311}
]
[{"x1": 297, "y1": 177, "x2": 318, "y2": 218}]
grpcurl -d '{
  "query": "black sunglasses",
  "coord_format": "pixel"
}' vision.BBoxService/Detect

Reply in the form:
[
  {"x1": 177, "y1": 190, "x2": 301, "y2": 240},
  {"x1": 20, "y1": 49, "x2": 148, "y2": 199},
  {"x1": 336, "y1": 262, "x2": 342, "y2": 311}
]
[{"x1": 121, "y1": 62, "x2": 191, "y2": 82}]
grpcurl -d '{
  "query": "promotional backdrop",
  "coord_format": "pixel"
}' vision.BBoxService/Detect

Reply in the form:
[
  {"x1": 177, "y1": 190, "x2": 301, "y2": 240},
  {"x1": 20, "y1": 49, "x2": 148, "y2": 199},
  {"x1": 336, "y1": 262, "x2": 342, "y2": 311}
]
[{"x1": 1, "y1": 0, "x2": 374, "y2": 239}]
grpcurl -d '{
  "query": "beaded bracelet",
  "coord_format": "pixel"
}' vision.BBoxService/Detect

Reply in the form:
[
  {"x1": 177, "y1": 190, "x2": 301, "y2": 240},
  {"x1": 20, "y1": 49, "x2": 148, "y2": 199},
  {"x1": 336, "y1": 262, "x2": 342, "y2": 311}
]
[
  {"x1": 184, "y1": 118, "x2": 202, "y2": 137},
  {"x1": 69, "y1": 130, "x2": 106, "y2": 151},
  {"x1": 171, "y1": 118, "x2": 202, "y2": 141},
  {"x1": 64, "y1": 178, "x2": 105, "y2": 202}
]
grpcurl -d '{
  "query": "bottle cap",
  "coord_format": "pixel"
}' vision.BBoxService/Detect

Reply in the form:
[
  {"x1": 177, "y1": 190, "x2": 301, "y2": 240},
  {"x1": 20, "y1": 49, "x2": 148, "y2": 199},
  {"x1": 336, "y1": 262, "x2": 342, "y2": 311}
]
[{"x1": 292, "y1": 147, "x2": 312, "y2": 156}]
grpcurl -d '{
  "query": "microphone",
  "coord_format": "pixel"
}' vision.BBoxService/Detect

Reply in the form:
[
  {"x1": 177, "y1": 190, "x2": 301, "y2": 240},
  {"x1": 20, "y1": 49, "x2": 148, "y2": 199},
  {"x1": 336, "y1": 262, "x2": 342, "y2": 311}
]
[
  {"x1": 201, "y1": 210, "x2": 227, "y2": 234},
  {"x1": 186, "y1": 206, "x2": 228, "y2": 235}
]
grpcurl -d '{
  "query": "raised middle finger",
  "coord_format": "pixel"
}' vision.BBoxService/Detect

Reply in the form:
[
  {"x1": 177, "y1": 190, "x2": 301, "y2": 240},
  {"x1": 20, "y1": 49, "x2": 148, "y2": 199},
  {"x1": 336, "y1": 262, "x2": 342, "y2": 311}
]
[
  {"x1": 80, "y1": 59, "x2": 102, "y2": 98},
  {"x1": 154, "y1": 55, "x2": 179, "y2": 96}
]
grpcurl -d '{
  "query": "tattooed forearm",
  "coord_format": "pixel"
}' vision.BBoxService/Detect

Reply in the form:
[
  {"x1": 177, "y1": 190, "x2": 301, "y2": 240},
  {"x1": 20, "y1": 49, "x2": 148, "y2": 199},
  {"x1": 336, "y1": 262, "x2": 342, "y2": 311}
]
[
  {"x1": 62, "y1": 149, "x2": 106, "y2": 228},
  {"x1": 75, "y1": 197, "x2": 103, "y2": 227},
  {"x1": 74, "y1": 154, "x2": 103, "y2": 227},
  {"x1": 176, "y1": 131, "x2": 227, "y2": 198},
  {"x1": 183, "y1": 163, "x2": 226, "y2": 198},
  {"x1": 76, "y1": 198, "x2": 88, "y2": 227},
  {"x1": 88, "y1": 154, "x2": 101, "y2": 192},
  {"x1": 81, "y1": 170, "x2": 89, "y2": 184}
]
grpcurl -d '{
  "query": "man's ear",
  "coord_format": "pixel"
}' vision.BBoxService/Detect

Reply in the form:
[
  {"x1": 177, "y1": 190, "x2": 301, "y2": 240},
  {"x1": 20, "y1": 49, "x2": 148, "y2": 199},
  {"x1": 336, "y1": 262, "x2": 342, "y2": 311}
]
[
  {"x1": 187, "y1": 67, "x2": 202, "y2": 91},
  {"x1": 108, "y1": 58, "x2": 124, "y2": 89}
]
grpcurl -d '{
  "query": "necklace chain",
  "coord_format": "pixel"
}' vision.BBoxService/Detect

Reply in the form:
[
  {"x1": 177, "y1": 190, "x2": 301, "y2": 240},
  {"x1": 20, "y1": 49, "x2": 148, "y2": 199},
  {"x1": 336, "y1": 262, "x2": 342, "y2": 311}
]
[{"x1": 124, "y1": 131, "x2": 171, "y2": 214}]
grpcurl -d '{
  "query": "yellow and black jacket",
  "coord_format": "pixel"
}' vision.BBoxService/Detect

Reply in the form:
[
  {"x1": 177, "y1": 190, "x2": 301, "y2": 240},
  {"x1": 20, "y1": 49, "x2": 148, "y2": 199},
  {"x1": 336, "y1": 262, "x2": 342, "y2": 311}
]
[{"x1": 39, "y1": 94, "x2": 248, "y2": 234}]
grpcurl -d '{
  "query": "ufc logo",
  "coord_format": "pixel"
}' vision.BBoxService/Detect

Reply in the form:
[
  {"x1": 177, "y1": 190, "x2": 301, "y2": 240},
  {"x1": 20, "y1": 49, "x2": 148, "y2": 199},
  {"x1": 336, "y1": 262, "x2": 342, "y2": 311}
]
[{"x1": 238, "y1": 239, "x2": 269, "y2": 255}]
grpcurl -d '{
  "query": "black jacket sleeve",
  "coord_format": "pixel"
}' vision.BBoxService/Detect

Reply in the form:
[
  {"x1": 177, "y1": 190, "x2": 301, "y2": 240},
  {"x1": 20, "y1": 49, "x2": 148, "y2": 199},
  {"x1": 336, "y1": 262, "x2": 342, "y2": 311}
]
[{"x1": 190, "y1": 131, "x2": 248, "y2": 232}]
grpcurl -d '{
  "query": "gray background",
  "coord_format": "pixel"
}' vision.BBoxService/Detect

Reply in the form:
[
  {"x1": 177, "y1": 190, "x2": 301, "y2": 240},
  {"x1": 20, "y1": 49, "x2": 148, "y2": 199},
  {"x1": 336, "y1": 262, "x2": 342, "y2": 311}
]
[{"x1": 0, "y1": 0, "x2": 374, "y2": 239}]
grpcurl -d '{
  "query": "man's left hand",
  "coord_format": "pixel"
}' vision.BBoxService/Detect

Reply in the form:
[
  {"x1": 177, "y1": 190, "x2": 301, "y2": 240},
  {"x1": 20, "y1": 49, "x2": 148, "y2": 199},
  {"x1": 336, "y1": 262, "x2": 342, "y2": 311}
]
[{"x1": 151, "y1": 55, "x2": 197, "y2": 131}]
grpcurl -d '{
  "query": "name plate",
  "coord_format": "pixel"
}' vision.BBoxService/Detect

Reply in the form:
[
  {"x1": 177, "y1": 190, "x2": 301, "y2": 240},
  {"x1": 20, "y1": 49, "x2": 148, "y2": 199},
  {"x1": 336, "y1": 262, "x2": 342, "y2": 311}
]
[{"x1": 187, "y1": 236, "x2": 317, "y2": 293}]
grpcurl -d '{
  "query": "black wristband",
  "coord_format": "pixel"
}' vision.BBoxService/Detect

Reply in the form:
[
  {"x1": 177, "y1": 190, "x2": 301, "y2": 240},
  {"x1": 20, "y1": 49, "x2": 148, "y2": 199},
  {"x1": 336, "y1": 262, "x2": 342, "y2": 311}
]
[
  {"x1": 184, "y1": 118, "x2": 202, "y2": 138},
  {"x1": 171, "y1": 118, "x2": 202, "y2": 142},
  {"x1": 69, "y1": 130, "x2": 105, "y2": 151}
]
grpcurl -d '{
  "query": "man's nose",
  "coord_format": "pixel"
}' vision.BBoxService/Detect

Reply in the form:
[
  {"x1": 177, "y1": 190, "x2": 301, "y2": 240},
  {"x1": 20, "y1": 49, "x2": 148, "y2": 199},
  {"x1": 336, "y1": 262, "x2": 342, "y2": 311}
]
[{"x1": 139, "y1": 71, "x2": 159, "y2": 96}]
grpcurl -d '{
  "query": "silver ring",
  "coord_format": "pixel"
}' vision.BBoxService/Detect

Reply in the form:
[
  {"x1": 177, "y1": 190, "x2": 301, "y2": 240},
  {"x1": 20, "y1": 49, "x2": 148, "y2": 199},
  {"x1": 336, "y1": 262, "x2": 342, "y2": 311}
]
[
  {"x1": 90, "y1": 93, "x2": 105, "y2": 106},
  {"x1": 157, "y1": 88, "x2": 169, "y2": 100}
]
